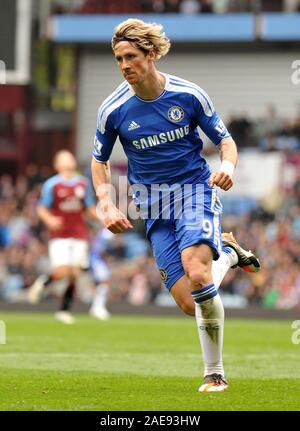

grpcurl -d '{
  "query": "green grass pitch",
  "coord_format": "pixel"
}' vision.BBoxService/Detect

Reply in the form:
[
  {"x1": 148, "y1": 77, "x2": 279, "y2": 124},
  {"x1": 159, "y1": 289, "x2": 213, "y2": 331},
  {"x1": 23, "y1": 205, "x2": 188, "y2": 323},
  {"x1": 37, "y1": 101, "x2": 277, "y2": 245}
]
[{"x1": 0, "y1": 312, "x2": 299, "y2": 411}]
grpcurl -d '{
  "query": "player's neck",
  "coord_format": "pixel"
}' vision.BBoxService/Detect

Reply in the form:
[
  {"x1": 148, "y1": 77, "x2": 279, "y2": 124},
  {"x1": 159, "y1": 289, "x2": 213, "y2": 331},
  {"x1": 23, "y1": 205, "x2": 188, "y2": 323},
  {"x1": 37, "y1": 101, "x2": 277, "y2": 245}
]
[
  {"x1": 132, "y1": 71, "x2": 165, "y2": 100},
  {"x1": 60, "y1": 171, "x2": 75, "y2": 180}
]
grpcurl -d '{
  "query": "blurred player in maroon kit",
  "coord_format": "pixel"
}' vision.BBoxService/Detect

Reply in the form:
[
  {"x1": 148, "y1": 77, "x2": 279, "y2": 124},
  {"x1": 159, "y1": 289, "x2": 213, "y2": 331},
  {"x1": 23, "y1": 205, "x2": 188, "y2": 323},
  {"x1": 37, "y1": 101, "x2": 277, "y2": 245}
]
[{"x1": 28, "y1": 150, "x2": 109, "y2": 323}]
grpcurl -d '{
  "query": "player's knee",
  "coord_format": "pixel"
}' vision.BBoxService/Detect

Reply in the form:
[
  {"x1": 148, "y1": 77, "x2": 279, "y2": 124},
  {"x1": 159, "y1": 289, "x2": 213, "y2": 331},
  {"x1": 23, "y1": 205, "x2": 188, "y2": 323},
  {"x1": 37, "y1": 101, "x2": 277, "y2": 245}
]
[
  {"x1": 185, "y1": 265, "x2": 211, "y2": 288},
  {"x1": 52, "y1": 267, "x2": 68, "y2": 279}
]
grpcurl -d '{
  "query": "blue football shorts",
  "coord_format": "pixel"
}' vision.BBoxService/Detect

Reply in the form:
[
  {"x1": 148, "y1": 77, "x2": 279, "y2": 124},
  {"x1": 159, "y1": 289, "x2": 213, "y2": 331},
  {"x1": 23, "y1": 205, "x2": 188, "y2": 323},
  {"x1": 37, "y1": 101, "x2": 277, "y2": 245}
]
[{"x1": 145, "y1": 181, "x2": 223, "y2": 291}]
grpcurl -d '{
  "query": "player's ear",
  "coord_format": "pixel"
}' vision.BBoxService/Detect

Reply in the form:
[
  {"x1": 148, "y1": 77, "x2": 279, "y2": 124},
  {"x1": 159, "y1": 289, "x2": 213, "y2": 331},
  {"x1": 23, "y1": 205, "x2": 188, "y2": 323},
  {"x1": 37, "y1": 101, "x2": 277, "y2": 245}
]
[{"x1": 147, "y1": 49, "x2": 156, "y2": 61}]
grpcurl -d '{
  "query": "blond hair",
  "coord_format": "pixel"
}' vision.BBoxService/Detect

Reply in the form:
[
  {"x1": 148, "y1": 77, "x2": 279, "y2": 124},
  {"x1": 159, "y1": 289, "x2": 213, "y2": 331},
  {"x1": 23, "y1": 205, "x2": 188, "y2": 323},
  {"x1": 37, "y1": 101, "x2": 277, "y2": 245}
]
[{"x1": 112, "y1": 18, "x2": 171, "y2": 60}]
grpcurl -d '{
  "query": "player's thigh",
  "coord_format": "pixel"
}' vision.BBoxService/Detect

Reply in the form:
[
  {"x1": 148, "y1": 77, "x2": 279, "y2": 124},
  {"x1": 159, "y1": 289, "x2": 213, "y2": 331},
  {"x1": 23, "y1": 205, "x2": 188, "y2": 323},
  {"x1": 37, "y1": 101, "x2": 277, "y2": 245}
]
[
  {"x1": 70, "y1": 239, "x2": 89, "y2": 270},
  {"x1": 49, "y1": 238, "x2": 74, "y2": 269},
  {"x1": 148, "y1": 220, "x2": 185, "y2": 292},
  {"x1": 181, "y1": 243, "x2": 213, "y2": 282}
]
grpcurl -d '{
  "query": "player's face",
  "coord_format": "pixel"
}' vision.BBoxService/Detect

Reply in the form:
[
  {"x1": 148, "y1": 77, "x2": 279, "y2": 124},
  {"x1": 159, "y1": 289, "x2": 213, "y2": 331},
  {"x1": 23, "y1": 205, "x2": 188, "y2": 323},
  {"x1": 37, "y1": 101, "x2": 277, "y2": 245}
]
[
  {"x1": 55, "y1": 152, "x2": 77, "y2": 174},
  {"x1": 114, "y1": 42, "x2": 152, "y2": 86}
]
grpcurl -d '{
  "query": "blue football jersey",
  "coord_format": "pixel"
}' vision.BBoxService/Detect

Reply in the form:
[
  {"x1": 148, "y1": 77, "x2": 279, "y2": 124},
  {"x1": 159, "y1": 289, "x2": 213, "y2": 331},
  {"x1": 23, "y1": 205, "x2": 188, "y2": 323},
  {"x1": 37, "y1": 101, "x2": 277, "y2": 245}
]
[{"x1": 93, "y1": 73, "x2": 230, "y2": 186}]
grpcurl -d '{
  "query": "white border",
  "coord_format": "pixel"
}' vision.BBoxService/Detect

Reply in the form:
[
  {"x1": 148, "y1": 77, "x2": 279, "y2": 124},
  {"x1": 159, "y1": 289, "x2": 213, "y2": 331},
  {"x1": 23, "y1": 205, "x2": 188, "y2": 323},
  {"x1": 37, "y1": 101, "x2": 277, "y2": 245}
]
[{"x1": 4, "y1": 0, "x2": 32, "y2": 84}]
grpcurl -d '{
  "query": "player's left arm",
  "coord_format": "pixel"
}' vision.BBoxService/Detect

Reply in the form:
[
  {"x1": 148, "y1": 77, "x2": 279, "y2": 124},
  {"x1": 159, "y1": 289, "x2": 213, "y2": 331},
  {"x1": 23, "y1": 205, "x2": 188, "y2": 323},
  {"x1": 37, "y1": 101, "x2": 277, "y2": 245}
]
[
  {"x1": 192, "y1": 89, "x2": 238, "y2": 191},
  {"x1": 209, "y1": 136, "x2": 237, "y2": 191}
]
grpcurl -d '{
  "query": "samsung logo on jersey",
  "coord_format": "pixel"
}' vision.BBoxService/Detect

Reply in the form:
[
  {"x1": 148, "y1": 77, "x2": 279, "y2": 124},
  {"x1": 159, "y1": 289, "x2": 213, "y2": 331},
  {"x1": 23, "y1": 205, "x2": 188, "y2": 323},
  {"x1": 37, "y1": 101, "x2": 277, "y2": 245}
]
[{"x1": 132, "y1": 125, "x2": 190, "y2": 150}]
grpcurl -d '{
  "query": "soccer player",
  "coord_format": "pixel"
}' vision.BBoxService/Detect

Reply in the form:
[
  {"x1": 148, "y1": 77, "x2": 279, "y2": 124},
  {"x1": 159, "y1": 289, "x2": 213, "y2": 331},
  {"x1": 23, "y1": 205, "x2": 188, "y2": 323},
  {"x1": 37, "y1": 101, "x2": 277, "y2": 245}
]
[
  {"x1": 89, "y1": 227, "x2": 114, "y2": 320},
  {"x1": 91, "y1": 19, "x2": 260, "y2": 392},
  {"x1": 28, "y1": 150, "x2": 110, "y2": 323}
]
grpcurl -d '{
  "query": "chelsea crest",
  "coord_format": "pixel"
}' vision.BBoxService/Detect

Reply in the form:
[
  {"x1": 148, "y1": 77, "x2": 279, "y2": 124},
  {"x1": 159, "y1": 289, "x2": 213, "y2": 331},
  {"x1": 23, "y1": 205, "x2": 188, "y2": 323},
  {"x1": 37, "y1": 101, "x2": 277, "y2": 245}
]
[{"x1": 168, "y1": 105, "x2": 184, "y2": 123}]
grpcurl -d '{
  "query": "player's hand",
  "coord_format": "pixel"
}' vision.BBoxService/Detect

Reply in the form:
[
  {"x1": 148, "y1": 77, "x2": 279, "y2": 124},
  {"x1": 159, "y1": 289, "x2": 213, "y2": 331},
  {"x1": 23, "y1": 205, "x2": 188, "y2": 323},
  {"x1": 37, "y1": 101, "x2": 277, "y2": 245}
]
[
  {"x1": 47, "y1": 215, "x2": 63, "y2": 231},
  {"x1": 209, "y1": 171, "x2": 233, "y2": 191},
  {"x1": 97, "y1": 202, "x2": 133, "y2": 234}
]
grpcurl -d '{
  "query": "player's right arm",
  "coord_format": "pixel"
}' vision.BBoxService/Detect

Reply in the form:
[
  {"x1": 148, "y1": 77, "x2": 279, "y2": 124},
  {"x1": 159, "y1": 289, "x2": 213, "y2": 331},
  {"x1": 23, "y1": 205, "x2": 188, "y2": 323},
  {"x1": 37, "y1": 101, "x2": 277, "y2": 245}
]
[
  {"x1": 36, "y1": 204, "x2": 63, "y2": 231},
  {"x1": 192, "y1": 86, "x2": 237, "y2": 191},
  {"x1": 91, "y1": 105, "x2": 133, "y2": 234},
  {"x1": 91, "y1": 159, "x2": 133, "y2": 234},
  {"x1": 37, "y1": 178, "x2": 63, "y2": 231}
]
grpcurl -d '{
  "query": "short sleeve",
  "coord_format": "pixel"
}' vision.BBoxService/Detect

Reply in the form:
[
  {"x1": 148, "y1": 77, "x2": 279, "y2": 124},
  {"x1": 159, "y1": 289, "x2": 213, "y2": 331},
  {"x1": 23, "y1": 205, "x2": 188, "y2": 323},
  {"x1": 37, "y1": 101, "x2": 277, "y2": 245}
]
[
  {"x1": 192, "y1": 87, "x2": 231, "y2": 145},
  {"x1": 83, "y1": 177, "x2": 95, "y2": 208},
  {"x1": 92, "y1": 106, "x2": 118, "y2": 162},
  {"x1": 39, "y1": 178, "x2": 55, "y2": 208}
]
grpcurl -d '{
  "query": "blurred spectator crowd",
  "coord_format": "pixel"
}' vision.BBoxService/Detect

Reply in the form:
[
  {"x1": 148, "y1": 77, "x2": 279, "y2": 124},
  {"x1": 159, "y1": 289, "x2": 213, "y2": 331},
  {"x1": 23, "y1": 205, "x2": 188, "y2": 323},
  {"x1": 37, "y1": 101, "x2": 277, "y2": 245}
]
[
  {"x1": 217, "y1": 106, "x2": 300, "y2": 153},
  {"x1": 197, "y1": 106, "x2": 300, "y2": 160},
  {"x1": 221, "y1": 169, "x2": 300, "y2": 310},
  {"x1": 0, "y1": 164, "x2": 162, "y2": 307},
  {"x1": 50, "y1": 0, "x2": 300, "y2": 15},
  {"x1": 1, "y1": 152, "x2": 300, "y2": 310}
]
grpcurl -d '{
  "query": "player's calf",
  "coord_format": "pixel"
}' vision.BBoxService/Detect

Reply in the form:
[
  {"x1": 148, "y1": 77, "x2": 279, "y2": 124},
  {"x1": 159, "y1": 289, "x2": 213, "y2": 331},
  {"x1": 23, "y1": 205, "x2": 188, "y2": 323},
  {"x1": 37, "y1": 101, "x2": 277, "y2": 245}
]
[
  {"x1": 177, "y1": 298, "x2": 195, "y2": 316},
  {"x1": 170, "y1": 276, "x2": 195, "y2": 316}
]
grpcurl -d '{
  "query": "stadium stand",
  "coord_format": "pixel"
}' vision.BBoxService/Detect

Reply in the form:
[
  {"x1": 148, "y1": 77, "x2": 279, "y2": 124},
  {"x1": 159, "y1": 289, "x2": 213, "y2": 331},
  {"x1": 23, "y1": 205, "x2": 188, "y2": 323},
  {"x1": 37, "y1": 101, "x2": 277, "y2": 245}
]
[{"x1": 49, "y1": 0, "x2": 300, "y2": 14}]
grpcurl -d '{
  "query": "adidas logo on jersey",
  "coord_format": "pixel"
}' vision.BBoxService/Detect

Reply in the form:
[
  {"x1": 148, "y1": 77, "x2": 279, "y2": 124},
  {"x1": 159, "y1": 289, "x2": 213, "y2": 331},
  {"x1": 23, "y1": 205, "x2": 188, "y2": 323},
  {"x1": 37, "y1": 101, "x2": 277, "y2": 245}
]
[{"x1": 128, "y1": 121, "x2": 140, "y2": 131}]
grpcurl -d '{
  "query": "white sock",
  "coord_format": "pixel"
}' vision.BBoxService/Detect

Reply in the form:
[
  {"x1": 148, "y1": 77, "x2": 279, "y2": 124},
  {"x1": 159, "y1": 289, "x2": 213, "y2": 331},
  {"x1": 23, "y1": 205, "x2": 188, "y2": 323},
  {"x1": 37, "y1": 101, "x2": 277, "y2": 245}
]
[
  {"x1": 192, "y1": 284, "x2": 225, "y2": 377},
  {"x1": 212, "y1": 249, "x2": 238, "y2": 289},
  {"x1": 90, "y1": 283, "x2": 109, "y2": 311}
]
